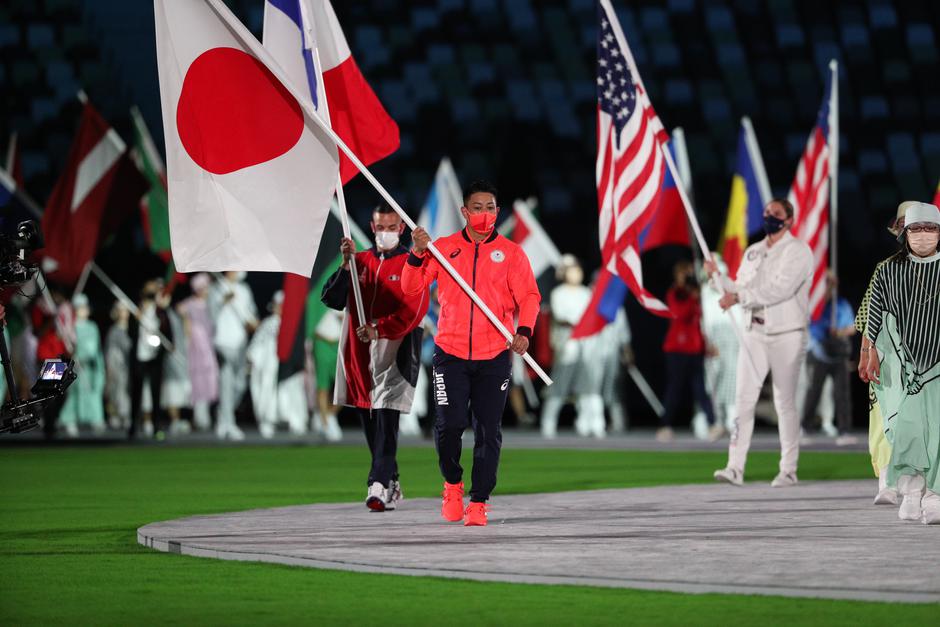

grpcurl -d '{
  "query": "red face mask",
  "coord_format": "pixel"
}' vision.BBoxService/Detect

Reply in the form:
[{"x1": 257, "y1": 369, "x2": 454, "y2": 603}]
[{"x1": 467, "y1": 211, "x2": 496, "y2": 235}]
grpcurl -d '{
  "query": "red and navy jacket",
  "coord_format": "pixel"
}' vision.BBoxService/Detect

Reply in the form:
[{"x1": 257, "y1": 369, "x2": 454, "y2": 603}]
[
  {"x1": 662, "y1": 286, "x2": 705, "y2": 355},
  {"x1": 400, "y1": 229, "x2": 541, "y2": 361},
  {"x1": 322, "y1": 245, "x2": 429, "y2": 408}
]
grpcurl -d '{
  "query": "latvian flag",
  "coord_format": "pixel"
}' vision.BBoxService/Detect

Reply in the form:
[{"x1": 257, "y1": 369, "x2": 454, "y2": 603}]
[{"x1": 40, "y1": 99, "x2": 148, "y2": 285}]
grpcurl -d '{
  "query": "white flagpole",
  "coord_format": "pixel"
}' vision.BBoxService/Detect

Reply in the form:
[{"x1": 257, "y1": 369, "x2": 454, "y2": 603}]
[
  {"x1": 296, "y1": 1, "x2": 366, "y2": 327},
  {"x1": 827, "y1": 60, "x2": 840, "y2": 329},
  {"x1": 671, "y1": 127, "x2": 699, "y2": 265},
  {"x1": 73, "y1": 261, "x2": 92, "y2": 298},
  {"x1": 5, "y1": 132, "x2": 17, "y2": 173},
  {"x1": 206, "y1": 0, "x2": 552, "y2": 385}
]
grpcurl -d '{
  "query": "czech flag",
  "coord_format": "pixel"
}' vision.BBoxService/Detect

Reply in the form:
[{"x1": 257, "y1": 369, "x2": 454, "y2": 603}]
[{"x1": 718, "y1": 117, "x2": 772, "y2": 279}]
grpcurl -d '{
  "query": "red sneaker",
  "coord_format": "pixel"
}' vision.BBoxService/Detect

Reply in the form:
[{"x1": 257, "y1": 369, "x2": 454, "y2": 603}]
[
  {"x1": 441, "y1": 482, "x2": 465, "y2": 522},
  {"x1": 463, "y1": 502, "x2": 488, "y2": 526}
]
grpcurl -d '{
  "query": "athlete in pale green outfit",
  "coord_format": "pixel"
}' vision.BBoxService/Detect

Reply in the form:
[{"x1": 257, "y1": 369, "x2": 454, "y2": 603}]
[
  {"x1": 59, "y1": 294, "x2": 106, "y2": 436},
  {"x1": 862, "y1": 202, "x2": 940, "y2": 525}
]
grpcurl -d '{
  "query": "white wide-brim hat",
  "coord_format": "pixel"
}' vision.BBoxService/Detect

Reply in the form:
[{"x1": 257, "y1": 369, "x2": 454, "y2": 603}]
[{"x1": 897, "y1": 202, "x2": 940, "y2": 241}]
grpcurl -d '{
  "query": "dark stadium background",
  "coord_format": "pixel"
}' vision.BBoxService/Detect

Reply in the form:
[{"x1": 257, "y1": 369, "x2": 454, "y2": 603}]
[{"x1": 2, "y1": 0, "x2": 938, "y2": 425}]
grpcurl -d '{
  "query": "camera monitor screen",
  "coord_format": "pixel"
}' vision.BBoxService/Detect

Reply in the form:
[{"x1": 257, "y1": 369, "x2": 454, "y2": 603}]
[{"x1": 40, "y1": 360, "x2": 67, "y2": 381}]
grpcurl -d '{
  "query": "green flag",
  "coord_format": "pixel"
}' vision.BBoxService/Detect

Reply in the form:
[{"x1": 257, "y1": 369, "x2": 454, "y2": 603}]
[{"x1": 130, "y1": 106, "x2": 171, "y2": 261}]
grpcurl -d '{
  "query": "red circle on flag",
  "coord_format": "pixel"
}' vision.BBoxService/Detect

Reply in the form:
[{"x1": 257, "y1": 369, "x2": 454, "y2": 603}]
[{"x1": 176, "y1": 47, "x2": 304, "y2": 175}]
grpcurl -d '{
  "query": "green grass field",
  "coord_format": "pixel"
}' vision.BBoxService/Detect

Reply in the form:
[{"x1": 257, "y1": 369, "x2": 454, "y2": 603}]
[{"x1": 0, "y1": 444, "x2": 935, "y2": 625}]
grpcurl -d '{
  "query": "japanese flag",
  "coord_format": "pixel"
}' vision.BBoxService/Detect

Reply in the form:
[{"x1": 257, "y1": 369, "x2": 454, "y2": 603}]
[{"x1": 154, "y1": 0, "x2": 339, "y2": 276}]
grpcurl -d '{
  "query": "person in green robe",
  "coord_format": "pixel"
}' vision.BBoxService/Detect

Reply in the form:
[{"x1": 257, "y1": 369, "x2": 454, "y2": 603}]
[
  {"x1": 59, "y1": 294, "x2": 105, "y2": 436},
  {"x1": 862, "y1": 202, "x2": 940, "y2": 525}
]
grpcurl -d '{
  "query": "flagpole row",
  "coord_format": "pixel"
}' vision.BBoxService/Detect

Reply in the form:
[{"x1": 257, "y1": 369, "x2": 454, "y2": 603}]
[{"x1": 1, "y1": 165, "x2": 182, "y2": 363}]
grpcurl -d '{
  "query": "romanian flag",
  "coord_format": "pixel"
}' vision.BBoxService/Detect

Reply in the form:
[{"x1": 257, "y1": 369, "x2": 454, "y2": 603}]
[{"x1": 718, "y1": 118, "x2": 771, "y2": 279}]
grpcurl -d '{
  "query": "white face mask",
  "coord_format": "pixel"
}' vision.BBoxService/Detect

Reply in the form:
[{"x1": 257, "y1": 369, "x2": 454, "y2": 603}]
[
  {"x1": 375, "y1": 231, "x2": 400, "y2": 251},
  {"x1": 908, "y1": 231, "x2": 940, "y2": 257}
]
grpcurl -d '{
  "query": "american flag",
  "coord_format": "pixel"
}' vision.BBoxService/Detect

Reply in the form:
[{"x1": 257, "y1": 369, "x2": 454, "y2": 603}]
[
  {"x1": 596, "y1": 0, "x2": 671, "y2": 316},
  {"x1": 788, "y1": 71, "x2": 835, "y2": 321}
]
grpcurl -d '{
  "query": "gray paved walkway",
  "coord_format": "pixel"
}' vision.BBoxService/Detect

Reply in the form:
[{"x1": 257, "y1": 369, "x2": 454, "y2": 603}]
[{"x1": 138, "y1": 480, "x2": 940, "y2": 604}]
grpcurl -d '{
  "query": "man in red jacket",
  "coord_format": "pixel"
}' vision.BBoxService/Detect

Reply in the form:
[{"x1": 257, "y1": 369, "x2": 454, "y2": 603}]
[
  {"x1": 322, "y1": 204, "x2": 429, "y2": 512},
  {"x1": 403, "y1": 180, "x2": 540, "y2": 527}
]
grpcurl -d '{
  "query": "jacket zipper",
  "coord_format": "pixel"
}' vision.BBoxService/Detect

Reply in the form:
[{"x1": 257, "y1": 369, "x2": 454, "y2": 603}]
[
  {"x1": 468, "y1": 242, "x2": 479, "y2": 359},
  {"x1": 370, "y1": 254, "x2": 384, "y2": 324}
]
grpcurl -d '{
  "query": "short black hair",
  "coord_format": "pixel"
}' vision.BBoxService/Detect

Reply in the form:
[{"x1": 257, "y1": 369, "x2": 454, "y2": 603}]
[
  {"x1": 769, "y1": 197, "x2": 794, "y2": 218},
  {"x1": 463, "y1": 180, "x2": 498, "y2": 205},
  {"x1": 373, "y1": 202, "x2": 396, "y2": 215}
]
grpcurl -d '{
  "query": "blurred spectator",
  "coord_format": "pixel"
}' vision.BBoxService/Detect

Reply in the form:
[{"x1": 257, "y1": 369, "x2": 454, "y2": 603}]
[
  {"x1": 659, "y1": 260, "x2": 717, "y2": 443},
  {"x1": 600, "y1": 308, "x2": 632, "y2": 433},
  {"x1": 247, "y1": 290, "x2": 308, "y2": 438},
  {"x1": 105, "y1": 301, "x2": 132, "y2": 431},
  {"x1": 701, "y1": 256, "x2": 740, "y2": 437},
  {"x1": 801, "y1": 273, "x2": 856, "y2": 445},
  {"x1": 539, "y1": 255, "x2": 593, "y2": 438},
  {"x1": 129, "y1": 279, "x2": 170, "y2": 439},
  {"x1": 312, "y1": 307, "x2": 344, "y2": 442},
  {"x1": 59, "y1": 294, "x2": 105, "y2": 437},
  {"x1": 161, "y1": 289, "x2": 192, "y2": 437},
  {"x1": 209, "y1": 271, "x2": 257, "y2": 441},
  {"x1": 179, "y1": 273, "x2": 218, "y2": 432}
]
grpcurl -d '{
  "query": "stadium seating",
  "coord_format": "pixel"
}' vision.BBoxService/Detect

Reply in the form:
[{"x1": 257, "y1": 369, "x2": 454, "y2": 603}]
[{"x1": 2, "y1": 0, "x2": 937, "y2": 254}]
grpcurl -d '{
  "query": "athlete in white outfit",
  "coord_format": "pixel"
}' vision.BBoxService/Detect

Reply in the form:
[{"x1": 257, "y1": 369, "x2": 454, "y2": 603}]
[
  {"x1": 705, "y1": 199, "x2": 813, "y2": 487},
  {"x1": 209, "y1": 272, "x2": 259, "y2": 441}
]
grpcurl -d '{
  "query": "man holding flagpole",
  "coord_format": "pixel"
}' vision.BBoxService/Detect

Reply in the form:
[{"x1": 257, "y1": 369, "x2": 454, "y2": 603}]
[
  {"x1": 706, "y1": 199, "x2": 813, "y2": 487},
  {"x1": 403, "y1": 180, "x2": 540, "y2": 527},
  {"x1": 321, "y1": 204, "x2": 429, "y2": 512}
]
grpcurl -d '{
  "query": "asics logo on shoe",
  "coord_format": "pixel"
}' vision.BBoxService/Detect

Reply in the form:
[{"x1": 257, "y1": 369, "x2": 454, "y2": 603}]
[
  {"x1": 500, "y1": 379, "x2": 509, "y2": 391},
  {"x1": 434, "y1": 370, "x2": 448, "y2": 405}
]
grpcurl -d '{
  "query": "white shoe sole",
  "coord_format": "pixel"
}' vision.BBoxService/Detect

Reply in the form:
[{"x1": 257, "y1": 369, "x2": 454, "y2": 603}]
[
  {"x1": 713, "y1": 473, "x2": 742, "y2": 487},
  {"x1": 873, "y1": 490, "x2": 899, "y2": 506}
]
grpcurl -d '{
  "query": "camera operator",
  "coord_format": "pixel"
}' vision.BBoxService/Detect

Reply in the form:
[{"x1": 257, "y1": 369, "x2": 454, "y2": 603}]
[{"x1": 31, "y1": 292, "x2": 72, "y2": 439}]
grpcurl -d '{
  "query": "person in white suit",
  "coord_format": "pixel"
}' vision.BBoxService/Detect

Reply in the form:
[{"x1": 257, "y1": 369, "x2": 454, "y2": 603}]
[{"x1": 706, "y1": 199, "x2": 813, "y2": 488}]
